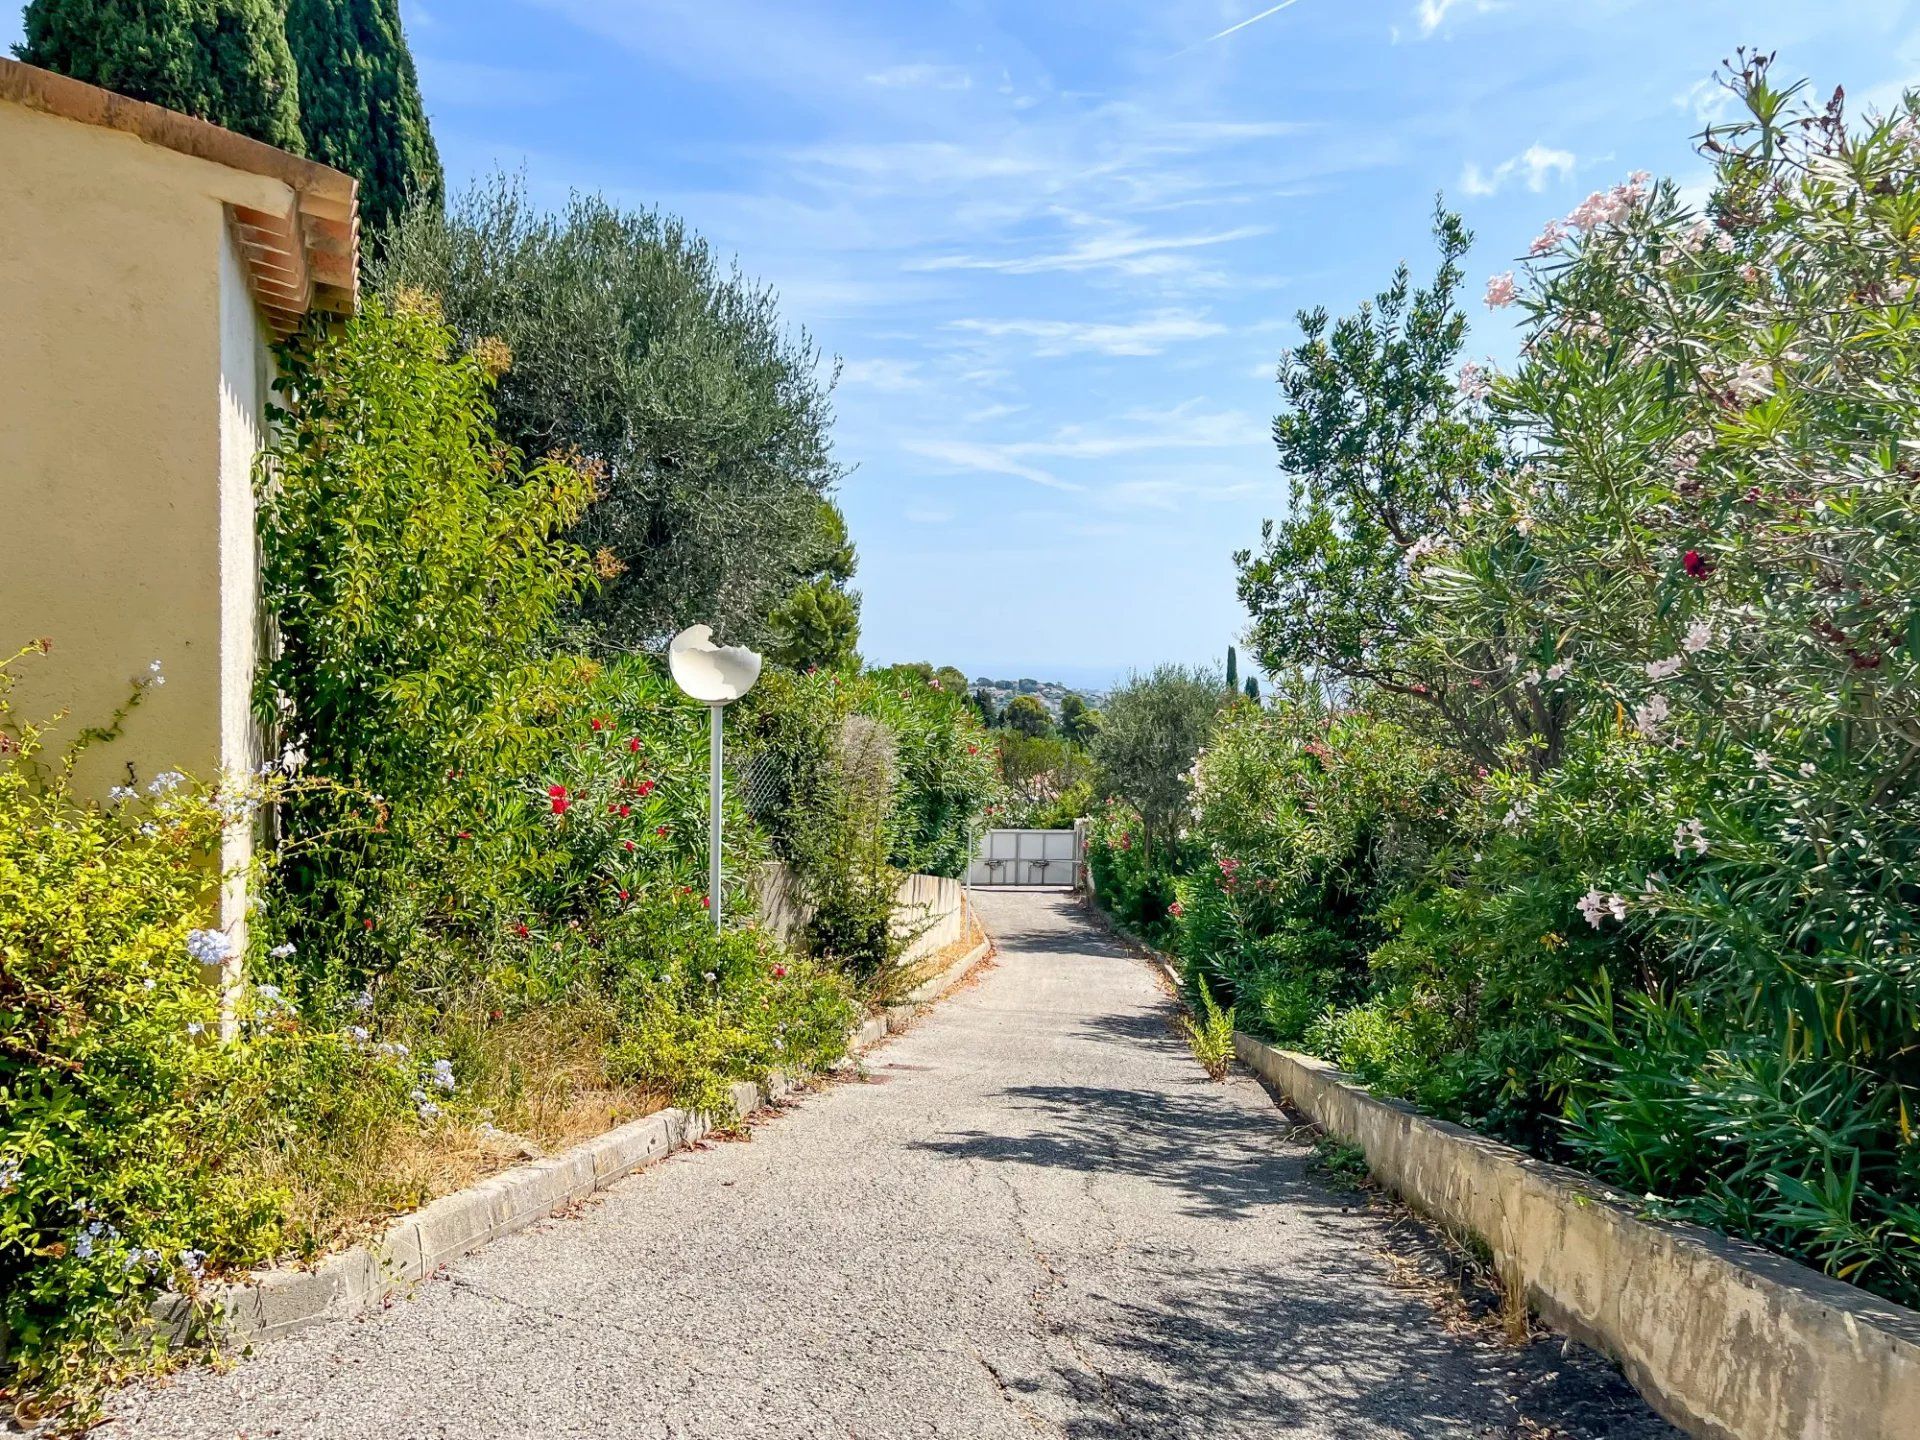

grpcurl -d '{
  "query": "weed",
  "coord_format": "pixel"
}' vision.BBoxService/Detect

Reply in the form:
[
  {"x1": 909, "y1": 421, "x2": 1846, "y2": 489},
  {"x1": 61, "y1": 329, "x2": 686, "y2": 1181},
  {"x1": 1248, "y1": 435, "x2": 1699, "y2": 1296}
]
[{"x1": 1180, "y1": 975, "x2": 1236, "y2": 1081}]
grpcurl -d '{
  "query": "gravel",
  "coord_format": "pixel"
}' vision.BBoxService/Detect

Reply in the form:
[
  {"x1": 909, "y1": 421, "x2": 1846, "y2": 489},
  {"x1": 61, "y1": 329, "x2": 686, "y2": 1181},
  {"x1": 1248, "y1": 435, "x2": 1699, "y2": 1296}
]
[{"x1": 101, "y1": 888, "x2": 1680, "y2": 1439}]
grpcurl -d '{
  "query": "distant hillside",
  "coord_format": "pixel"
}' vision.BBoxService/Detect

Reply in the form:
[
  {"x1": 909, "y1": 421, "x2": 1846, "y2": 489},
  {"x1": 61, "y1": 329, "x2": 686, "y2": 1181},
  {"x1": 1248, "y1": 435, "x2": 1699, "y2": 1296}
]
[{"x1": 971, "y1": 676, "x2": 1106, "y2": 717}]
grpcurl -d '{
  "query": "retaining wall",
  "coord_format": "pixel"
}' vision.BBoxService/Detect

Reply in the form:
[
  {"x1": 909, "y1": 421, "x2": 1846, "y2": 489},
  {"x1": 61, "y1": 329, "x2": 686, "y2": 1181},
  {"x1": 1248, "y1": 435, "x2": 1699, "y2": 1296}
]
[
  {"x1": 753, "y1": 862, "x2": 968, "y2": 965},
  {"x1": 1234, "y1": 1033, "x2": 1920, "y2": 1440}
]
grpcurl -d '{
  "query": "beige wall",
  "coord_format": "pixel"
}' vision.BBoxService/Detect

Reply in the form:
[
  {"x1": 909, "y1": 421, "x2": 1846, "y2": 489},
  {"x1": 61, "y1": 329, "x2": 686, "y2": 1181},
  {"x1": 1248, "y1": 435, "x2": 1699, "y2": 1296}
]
[{"x1": 0, "y1": 100, "x2": 285, "y2": 945}]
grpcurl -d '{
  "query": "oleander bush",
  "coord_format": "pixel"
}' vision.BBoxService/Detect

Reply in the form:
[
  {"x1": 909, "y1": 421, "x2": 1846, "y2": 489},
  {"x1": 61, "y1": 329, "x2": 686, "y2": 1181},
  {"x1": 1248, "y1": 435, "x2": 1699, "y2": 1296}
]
[{"x1": 1125, "y1": 58, "x2": 1920, "y2": 1308}]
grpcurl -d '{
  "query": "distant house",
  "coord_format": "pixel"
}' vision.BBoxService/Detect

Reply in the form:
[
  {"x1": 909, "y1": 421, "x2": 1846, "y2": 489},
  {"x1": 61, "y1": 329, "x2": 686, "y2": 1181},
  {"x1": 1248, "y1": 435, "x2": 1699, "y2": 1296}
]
[{"x1": 0, "y1": 59, "x2": 360, "y2": 963}]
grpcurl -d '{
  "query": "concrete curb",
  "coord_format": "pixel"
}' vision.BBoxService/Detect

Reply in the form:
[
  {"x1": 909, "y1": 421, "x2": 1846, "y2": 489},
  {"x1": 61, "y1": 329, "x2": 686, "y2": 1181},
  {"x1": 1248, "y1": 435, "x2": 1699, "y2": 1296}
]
[
  {"x1": 1234, "y1": 1032, "x2": 1920, "y2": 1440},
  {"x1": 154, "y1": 947, "x2": 990, "y2": 1350}
]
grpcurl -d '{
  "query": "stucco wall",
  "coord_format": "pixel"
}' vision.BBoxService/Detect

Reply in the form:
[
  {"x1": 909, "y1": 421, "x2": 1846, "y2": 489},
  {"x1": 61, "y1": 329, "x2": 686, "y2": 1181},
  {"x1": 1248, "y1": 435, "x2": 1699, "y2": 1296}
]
[{"x1": 0, "y1": 99, "x2": 284, "y2": 938}]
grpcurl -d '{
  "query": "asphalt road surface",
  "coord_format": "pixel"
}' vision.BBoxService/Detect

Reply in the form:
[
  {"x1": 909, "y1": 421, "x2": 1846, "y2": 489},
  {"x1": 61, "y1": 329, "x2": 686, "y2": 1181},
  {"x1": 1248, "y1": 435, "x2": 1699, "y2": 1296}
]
[{"x1": 103, "y1": 888, "x2": 1678, "y2": 1439}]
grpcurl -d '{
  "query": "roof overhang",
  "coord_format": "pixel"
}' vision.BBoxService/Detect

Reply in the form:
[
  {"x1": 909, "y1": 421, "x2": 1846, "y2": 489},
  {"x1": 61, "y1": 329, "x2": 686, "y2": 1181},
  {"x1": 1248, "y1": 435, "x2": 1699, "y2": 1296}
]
[{"x1": 0, "y1": 58, "x2": 359, "y2": 337}]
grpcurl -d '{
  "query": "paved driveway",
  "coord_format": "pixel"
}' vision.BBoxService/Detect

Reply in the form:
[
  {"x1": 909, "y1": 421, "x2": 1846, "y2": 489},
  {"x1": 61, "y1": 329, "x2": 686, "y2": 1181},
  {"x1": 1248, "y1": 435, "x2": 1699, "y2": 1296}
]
[{"x1": 104, "y1": 889, "x2": 1675, "y2": 1439}]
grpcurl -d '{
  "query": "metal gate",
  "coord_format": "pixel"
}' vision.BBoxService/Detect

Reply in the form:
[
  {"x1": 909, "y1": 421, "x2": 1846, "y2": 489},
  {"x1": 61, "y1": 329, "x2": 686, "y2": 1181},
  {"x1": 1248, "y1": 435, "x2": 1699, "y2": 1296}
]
[{"x1": 968, "y1": 827, "x2": 1082, "y2": 888}]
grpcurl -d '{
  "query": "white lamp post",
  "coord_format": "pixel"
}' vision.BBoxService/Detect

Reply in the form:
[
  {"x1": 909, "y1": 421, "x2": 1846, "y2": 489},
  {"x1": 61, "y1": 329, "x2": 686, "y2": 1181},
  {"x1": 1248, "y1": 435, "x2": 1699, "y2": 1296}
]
[{"x1": 666, "y1": 625, "x2": 763, "y2": 932}]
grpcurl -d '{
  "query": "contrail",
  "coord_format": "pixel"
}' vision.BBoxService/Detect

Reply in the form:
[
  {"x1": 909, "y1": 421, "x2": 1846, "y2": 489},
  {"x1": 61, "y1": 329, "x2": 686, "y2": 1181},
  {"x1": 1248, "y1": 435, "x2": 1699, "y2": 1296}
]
[{"x1": 1176, "y1": 0, "x2": 1309, "y2": 54}]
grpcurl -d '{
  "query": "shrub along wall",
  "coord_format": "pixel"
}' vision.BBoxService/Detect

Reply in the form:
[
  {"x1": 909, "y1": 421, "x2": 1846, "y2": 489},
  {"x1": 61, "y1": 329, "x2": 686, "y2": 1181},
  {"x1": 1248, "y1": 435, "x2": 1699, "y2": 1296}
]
[{"x1": 1091, "y1": 61, "x2": 1920, "y2": 1319}]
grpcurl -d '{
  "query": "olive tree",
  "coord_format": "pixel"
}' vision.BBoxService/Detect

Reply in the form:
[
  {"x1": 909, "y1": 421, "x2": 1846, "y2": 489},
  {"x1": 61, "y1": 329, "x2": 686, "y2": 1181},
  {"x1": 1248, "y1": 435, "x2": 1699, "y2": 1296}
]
[
  {"x1": 1093, "y1": 665, "x2": 1222, "y2": 860},
  {"x1": 376, "y1": 176, "x2": 845, "y2": 653}
]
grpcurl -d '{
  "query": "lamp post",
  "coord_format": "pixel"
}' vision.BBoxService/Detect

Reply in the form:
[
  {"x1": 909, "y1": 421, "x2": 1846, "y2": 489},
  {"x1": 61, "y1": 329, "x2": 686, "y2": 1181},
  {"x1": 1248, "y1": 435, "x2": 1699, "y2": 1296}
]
[{"x1": 667, "y1": 626, "x2": 763, "y2": 932}]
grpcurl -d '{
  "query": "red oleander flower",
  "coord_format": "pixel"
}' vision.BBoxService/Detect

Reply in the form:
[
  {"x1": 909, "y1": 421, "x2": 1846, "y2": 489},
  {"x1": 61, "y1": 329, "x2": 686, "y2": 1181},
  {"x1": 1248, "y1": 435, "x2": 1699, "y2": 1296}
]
[
  {"x1": 590, "y1": 717, "x2": 603, "y2": 731},
  {"x1": 657, "y1": 825, "x2": 670, "y2": 838},
  {"x1": 624, "y1": 840, "x2": 636, "y2": 852},
  {"x1": 1683, "y1": 549, "x2": 1711, "y2": 578},
  {"x1": 618, "y1": 889, "x2": 629, "y2": 902},
  {"x1": 549, "y1": 784, "x2": 571, "y2": 815},
  {"x1": 636, "y1": 779, "x2": 656, "y2": 798},
  {"x1": 629, "y1": 737, "x2": 641, "y2": 753},
  {"x1": 1168, "y1": 902, "x2": 1184, "y2": 919},
  {"x1": 618, "y1": 804, "x2": 631, "y2": 818},
  {"x1": 363, "y1": 918, "x2": 375, "y2": 931},
  {"x1": 700, "y1": 895, "x2": 711, "y2": 909},
  {"x1": 515, "y1": 923, "x2": 530, "y2": 939}
]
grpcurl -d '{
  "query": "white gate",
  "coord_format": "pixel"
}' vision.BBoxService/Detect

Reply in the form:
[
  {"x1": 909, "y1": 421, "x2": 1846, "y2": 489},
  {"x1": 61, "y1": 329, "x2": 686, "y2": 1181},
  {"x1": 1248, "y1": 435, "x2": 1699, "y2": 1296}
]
[{"x1": 969, "y1": 827, "x2": 1082, "y2": 888}]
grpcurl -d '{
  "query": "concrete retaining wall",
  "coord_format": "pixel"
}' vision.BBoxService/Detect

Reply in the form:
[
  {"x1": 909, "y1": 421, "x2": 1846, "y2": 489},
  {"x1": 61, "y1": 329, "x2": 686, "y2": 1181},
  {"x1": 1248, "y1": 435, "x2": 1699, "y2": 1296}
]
[
  {"x1": 753, "y1": 862, "x2": 969, "y2": 966},
  {"x1": 1234, "y1": 1033, "x2": 1920, "y2": 1440}
]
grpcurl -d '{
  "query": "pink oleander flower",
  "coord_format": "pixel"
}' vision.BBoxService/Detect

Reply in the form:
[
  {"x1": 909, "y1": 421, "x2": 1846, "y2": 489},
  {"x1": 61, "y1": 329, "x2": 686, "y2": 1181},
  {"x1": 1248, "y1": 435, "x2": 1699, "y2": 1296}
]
[{"x1": 1485, "y1": 272, "x2": 1518, "y2": 308}]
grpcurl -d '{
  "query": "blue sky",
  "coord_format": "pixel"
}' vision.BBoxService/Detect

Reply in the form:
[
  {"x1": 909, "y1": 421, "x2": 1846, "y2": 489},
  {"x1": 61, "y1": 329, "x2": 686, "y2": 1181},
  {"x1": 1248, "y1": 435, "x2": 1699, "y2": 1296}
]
[{"x1": 9, "y1": 2, "x2": 1915, "y2": 686}]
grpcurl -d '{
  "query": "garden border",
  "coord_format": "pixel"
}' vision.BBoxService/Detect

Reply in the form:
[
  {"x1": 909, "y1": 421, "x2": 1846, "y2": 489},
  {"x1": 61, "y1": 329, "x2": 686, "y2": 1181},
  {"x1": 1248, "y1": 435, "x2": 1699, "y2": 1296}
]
[
  {"x1": 152, "y1": 937, "x2": 993, "y2": 1349},
  {"x1": 1233, "y1": 1031, "x2": 1920, "y2": 1440}
]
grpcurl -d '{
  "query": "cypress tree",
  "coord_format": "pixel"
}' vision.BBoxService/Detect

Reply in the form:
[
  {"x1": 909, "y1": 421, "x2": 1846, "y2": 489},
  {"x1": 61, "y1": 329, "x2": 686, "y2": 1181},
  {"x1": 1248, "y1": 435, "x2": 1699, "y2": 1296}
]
[
  {"x1": 284, "y1": 0, "x2": 442, "y2": 236},
  {"x1": 1225, "y1": 645, "x2": 1239, "y2": 692},
  {"x1": 18, "y1": 0, "x2": 305, "y2": 152}
]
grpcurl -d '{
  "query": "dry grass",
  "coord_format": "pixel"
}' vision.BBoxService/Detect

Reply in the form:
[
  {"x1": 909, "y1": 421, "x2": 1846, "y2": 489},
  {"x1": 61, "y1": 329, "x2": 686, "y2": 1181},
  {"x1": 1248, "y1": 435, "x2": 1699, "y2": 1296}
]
[
  {"x1": 249, "y1": 1007, "x2": 667, "y2": 1262},
  {"x1": 870, "y1": 906, "x2": 990, "y2": 1007}
]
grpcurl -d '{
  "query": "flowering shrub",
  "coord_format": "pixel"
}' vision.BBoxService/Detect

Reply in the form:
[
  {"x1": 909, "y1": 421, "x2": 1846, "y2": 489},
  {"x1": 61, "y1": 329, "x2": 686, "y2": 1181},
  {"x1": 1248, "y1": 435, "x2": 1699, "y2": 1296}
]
[
  {"x1": 0, "y1": 649, "x2": 414, "y2": 1419},
  {"x1": 1084, "y1": 800, "x2": 1188, "y2": 940},
  {"x1": 1199, "y1": 58, "x2": 1920, "y2": 1307}
]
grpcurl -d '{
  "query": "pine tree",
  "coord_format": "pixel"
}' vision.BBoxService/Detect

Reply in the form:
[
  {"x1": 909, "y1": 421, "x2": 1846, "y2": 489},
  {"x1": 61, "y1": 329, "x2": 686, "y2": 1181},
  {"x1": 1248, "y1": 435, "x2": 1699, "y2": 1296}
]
[
  {"x1": 284, "y1": 0, "x2": 441, "y2": 235},
  {"x1": 19, "y1": 0, "x2": 305, "y2": 152}
]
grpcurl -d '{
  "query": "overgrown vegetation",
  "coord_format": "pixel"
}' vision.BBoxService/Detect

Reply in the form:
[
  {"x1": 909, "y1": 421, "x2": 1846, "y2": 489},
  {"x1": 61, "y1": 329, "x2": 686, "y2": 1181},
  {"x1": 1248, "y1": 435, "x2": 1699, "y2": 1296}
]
[
  {"x1": 738, "y1": 665, "x2": 1001, "y2": 978},
  {"x1": 1091, "y1": 59, "x2": 1920, "y2": 1309},
  {"x1": 0, "y1": 293, "x2": 883, "y2": 1423}
]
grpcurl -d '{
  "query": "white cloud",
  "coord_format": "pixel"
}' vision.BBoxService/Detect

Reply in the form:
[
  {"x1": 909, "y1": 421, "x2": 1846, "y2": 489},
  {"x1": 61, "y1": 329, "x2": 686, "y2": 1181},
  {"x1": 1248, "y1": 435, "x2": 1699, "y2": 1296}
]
[
  {"x1": 840, "y1": 358, "x2": 925, "y2": 392},
  {"x1": 866, "y1": 63, "x2": 973, "y2": 90},
  {"x1": 949, "y1": 311, "x2": 1228, "y2": 357},
  {"x1": 902, "y1": 440, "x2": 1080, "y2": 492},
  {"x1": 1460, "y1": 142, "x2": 1576, "y2": 197},
  {"x1": 1008, "y1": 402, "x2": 1261, "y2": 459},
  {"x1": 1415, "y1": 0, "x2": 1500, "y2": 36},
  {"x1": 913, "y1": 225, "x2": 1266, "y2": 279},
  {"x1": 1673, "y1": 76, "x2": 1735, "y2": 127},
  {"x1": 964, "y1": 402, "x2": 1028, "y2": 424}
]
